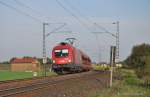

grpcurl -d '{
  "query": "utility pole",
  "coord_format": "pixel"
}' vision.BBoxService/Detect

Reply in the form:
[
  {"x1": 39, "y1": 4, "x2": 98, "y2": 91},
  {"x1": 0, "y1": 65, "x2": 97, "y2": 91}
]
[
  {"x1": 43, "y1": 22, "x2": 49, "y2": 77},
  {"x1": 110, "y1": 46, "x2": 116, "y2": 87},
  {"x1": 42, "y1": 22, "x2": 68, "y2": 75},
  {"x1": 113, "y1": 21, "x2": 119, "y2": 62}
]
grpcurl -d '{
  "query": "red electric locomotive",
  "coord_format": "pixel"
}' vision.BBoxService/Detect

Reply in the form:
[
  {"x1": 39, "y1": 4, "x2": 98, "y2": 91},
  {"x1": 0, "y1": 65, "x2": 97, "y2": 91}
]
[{"x1": 52, "y1": 42, "x2": 92, "y2": 74}]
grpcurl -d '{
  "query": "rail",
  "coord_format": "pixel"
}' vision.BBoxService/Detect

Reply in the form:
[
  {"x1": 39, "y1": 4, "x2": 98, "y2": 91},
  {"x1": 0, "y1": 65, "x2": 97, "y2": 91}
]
[{"x1": 0, "y1": 71, "x2": 101, "y2": 97}]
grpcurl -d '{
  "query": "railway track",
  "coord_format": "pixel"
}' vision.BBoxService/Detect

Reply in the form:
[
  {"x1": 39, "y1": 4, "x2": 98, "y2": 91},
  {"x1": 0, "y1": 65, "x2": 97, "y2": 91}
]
[
  {"x1": 0, "y1": 77, "x2": 42, "y2": 84},
  {"x1": 0, "y1": 75, "x2": 59, "y2": 90},
  {"x1": 0, "y1": 75, "x2": 57, "y2": 84},
  {"x1": 0, "y1": 71, "x2": 104, "y2": 97}
]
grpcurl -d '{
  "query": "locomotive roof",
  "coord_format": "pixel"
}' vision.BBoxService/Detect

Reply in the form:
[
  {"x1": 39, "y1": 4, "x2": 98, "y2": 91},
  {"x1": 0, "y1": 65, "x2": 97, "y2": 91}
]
[{"x1": 53, "y1": 42, "x2": 73, "y2": 49}]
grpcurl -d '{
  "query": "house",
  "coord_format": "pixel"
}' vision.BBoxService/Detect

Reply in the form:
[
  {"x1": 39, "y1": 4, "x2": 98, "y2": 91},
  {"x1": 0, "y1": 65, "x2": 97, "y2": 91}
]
[{"x1": 11, "y1": 57, "x2": 40, "y2": 72}]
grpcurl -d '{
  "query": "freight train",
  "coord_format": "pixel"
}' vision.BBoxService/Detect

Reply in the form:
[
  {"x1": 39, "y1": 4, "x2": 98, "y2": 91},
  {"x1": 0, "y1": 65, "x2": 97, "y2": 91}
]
[{"x1": 52, "y1": 42, "x2": 92, "y2": 74}]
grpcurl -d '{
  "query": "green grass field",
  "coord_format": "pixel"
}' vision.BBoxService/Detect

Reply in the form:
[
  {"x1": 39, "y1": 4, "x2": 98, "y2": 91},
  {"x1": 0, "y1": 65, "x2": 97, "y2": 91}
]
[
  {"x1": 0, "y1": 70, "x2": 57, "y2": 81},
  {"x1": 91, "y1": 69, "x2": 150, "y2": 97}
]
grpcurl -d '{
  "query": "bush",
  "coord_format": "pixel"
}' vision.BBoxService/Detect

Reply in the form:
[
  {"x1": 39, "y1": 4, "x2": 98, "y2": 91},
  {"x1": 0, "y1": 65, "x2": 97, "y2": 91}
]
[{"x1": 124, "y1": 43, "x2": 150, "y2": 84}]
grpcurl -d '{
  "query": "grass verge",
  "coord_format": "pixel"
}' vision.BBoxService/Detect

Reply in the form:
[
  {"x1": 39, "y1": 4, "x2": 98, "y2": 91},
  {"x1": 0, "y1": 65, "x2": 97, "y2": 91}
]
[{"x1": 90, "y1": 69, "x2": 150, "y2": 97}]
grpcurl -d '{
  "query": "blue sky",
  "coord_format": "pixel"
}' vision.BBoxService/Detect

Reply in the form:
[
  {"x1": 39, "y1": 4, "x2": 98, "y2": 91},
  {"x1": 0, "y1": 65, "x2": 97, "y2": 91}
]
[{"x1": 0, "y1": 0, "x2": 150, "y2": 62}]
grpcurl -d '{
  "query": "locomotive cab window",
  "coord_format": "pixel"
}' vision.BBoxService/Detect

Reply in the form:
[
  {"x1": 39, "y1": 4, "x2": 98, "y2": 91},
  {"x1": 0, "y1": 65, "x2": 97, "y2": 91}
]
[{"x1": 54, "y1": 49, "x2": 69, "y2": 57}]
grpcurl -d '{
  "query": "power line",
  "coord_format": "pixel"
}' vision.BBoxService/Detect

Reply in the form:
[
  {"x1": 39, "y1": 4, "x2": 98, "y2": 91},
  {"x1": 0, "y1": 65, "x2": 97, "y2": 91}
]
[
  {"x1": 64, "y1": 0, "x2": 116, "y2": 37},
  {"x1": 46, "y1": 23, "x2": 67, "y2": 37},
  {"x1": 62, "y1": 0, "x2": 93, "y2": 25},
  {"x1": 14, "y1": 0, "x2": 36, "y2": 12},
  {"x1": 62, "y1": 0, "x2": 116, "y2": 35},
  {"x1": 13, "y1": 0, "x2": 72, "y2": 31},
  {"x1": 55, "y1": 0, "x2": 91, "y2": 31},
  {"x1": 63, "y1": 0, "x2": 120, "y2": 62},
  {"x1": 93, "y1": 23, "x2": 117, "y2": 38},
  {"x1": 0, "y1": 0, "x2": 42, "y2": 23},
  {"x1": 13, "y1": 0, "x2": 46, "y2": 20},
  {"x1": 13, "y1": 0, "x2": 73, "y2": 33}
]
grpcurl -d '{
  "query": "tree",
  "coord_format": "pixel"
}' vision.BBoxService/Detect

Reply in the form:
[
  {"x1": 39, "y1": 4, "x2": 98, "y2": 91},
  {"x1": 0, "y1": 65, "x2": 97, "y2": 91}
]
[{"x1": 125, "y1": 43, "x2": 150, "y2": 84}]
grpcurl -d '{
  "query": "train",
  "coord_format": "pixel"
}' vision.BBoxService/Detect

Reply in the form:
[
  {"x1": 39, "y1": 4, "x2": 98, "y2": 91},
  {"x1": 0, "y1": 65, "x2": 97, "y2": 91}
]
[{"x1": 52, "y1": 42, "x2": 92, "y2": 74}]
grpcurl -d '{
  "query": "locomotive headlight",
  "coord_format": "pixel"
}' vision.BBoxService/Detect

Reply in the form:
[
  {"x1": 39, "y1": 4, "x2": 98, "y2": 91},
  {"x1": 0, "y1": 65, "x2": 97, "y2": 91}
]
[
  {"x1": 68, "y1": 59, "x2": 71, "y2": 62},
  {"x1": 53, "y1": 60, "x2": 55, "y2": 63}
]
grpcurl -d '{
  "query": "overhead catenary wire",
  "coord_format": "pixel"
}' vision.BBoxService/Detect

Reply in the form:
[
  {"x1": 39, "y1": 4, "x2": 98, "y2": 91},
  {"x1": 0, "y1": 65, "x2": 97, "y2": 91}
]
[
  {"x1": 46, "y1": 23, "x2": 67, "y2": 37},
  {"x1": 0, "y1": 0, "x2": 68, "y2": 30},
  {"x1": 13, "y1": 0, "x2": 37, "y2": 13},
  {"x1": 93, "y1": 23, "x2": 116, "y2": 38},
  {"x1": 55, "y1": 0, "x2": 92, "y2": 32},
  {"x1": 13, "y1": 0, "x2": 49, "y2": 21},
  {"x1": 13, "y1": 0, "x2": 71, "y2": 33},
  {"x1": 62, "y1": 0, "x2": 116, "y2": 36},
  {"x1": 0, "y1": 0, "x2": 42, "y2": 23},
  {"x1": 62, "y1": 1, "x2": 113, "y2": 45},
  {"x1": 62, "y1": 0, "x2": 115, "y2": 61},
  {"x1": 62, "y1": 0, "x2": 94, "y2": 25}
]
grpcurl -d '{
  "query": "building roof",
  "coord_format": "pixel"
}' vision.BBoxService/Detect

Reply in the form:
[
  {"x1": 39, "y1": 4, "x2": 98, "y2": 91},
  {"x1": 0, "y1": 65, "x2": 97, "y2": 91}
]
[{"x1": 11, "y1": 57, "x2": 37, "y2": 64}]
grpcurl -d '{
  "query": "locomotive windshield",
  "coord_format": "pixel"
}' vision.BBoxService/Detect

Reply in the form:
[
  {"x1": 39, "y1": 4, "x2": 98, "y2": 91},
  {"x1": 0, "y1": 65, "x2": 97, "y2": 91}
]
[{"x1": 54, "y1": 49, "x2": 68, "y2": 57}]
